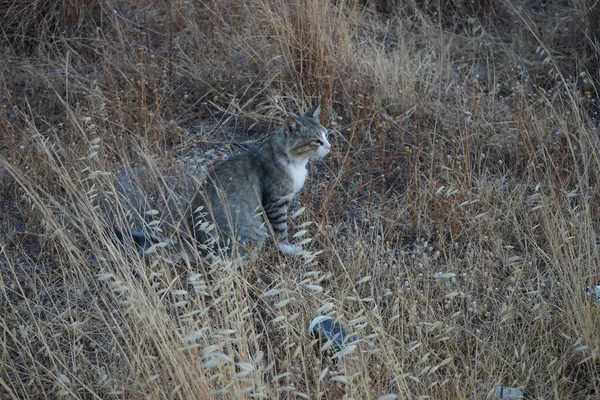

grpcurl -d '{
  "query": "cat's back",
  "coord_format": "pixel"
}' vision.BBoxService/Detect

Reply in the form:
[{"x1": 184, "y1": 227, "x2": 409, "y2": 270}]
[
  {"x1": 193, "y1": 146, "x2": 276, "y2": 213},
  {"x1": 209, "y1": 151, "x2": 262, "y2": 189},
  {"x1": 211, "y1": 142, "x2": 291, "y2": 193}
]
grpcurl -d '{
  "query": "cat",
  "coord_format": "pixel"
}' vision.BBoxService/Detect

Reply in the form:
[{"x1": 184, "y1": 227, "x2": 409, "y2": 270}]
[
  {"x1": 186, "y1": 104, "x2": 331, "y2": 259},
  {"x1": 114, "y1": 104, "x2": 331, "y2": 261}
]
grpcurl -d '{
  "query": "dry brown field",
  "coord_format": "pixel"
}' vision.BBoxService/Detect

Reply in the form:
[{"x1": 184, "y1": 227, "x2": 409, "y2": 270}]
[{"x1": 2, "y1": 1, "x2": 600, "y2": 398}]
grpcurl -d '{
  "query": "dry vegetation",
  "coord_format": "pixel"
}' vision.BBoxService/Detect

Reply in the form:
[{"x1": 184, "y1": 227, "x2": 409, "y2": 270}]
[{"x1": 2, "y1": 0, "x2": 600, "y2": 398}]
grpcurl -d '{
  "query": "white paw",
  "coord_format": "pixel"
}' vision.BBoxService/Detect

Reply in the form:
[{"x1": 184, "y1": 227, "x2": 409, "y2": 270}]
[{"x1": 277, "y1": 242, "x2": 302, "y2": 255}]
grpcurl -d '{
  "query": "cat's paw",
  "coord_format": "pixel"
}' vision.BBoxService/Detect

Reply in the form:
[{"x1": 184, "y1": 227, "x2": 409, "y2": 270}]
[{"x1": 277, "y1": 242, "x2": 303, "y2": 255}]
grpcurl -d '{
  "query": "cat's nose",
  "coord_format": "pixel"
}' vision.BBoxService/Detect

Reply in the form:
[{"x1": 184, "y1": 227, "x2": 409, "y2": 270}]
[{"x1": 324, "y1": 142, "x2": 332, "y2": 151}]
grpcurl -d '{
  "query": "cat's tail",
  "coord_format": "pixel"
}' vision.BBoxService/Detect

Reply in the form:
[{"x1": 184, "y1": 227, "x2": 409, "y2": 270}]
[{"x1": 113, "y1": 226, "x2": 175, "y2": 255}]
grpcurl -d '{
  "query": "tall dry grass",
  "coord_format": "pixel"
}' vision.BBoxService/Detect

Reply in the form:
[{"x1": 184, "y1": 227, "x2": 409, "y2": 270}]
[{"x1": 1, "y1": 0, "x2": 600, "y2": 398}]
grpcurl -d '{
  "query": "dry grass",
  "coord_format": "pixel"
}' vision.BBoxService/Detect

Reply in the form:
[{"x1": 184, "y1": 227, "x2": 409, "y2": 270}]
[{"x1": 2, "y1": 0, "x2": 600, "y2": 398}]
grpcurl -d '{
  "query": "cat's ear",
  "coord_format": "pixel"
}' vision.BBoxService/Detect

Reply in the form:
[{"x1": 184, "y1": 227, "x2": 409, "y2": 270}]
[
  {"x1": 284, "y1": 117, "x2": 298, "y2": 135},
  {"x1": 305, "y1": 104, "x2": 321, "y2": 121}
]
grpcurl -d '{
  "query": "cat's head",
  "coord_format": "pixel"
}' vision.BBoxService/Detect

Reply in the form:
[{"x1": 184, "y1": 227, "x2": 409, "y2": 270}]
[{"x1": 282, "y1": 105, "x2": 331, "y2": 160}]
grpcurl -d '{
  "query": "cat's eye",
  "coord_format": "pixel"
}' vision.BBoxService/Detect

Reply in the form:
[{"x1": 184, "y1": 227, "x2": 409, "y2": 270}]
[{"x1": 313, "y1": 139, "x2": 323, "y2": 145}]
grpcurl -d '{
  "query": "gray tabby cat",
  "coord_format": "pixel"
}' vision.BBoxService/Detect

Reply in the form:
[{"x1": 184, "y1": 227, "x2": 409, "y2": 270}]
[{"x1": 187, "y1": 104, "x2": 331, "y2": 258}]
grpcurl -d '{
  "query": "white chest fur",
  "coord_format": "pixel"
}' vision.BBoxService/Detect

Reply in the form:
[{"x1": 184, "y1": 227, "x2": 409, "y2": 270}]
[{"x1": 287, "y1": 159, "x2": 309, "y2": 194}]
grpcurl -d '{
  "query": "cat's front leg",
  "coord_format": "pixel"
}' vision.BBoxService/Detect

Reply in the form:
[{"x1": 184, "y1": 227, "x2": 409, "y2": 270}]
[{"x1": 265, "y1": 196, "x2": 302, "y2": 254}]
